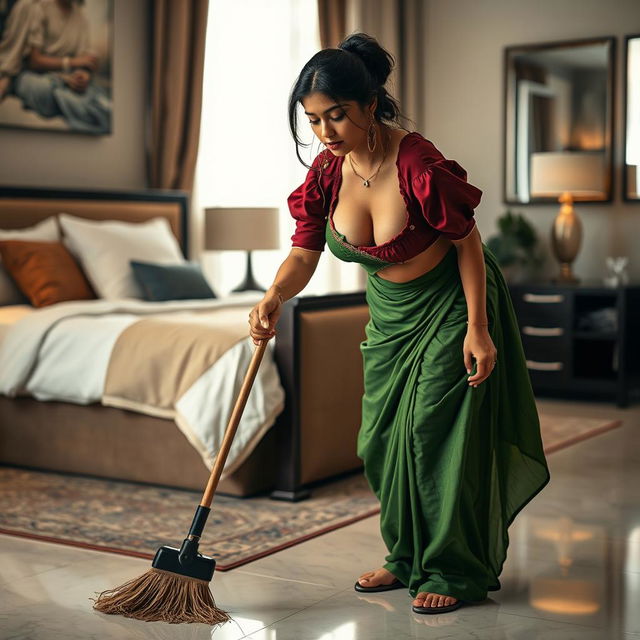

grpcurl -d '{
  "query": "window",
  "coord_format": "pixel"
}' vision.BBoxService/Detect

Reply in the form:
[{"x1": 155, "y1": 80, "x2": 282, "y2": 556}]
[{"x1": 193, "y1": 0, "x2": 323, "y2": 296}]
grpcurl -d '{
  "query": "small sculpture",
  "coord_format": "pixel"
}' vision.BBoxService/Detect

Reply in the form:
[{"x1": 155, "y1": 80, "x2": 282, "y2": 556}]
[{"x1": 603, "y1": 256, "x2": 629, "y2": 288}]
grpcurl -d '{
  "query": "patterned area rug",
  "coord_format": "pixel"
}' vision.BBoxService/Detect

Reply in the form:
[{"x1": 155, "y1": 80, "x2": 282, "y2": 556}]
[
  {"x1": 0, "y1": 412, "x2": 622, "y2": 568},
  {"x1": 0, "y1": 468, "x2": 379, "y2": 570},
  {"x1": 538, "y1": 413, "x2": 622, "y2": 454}
]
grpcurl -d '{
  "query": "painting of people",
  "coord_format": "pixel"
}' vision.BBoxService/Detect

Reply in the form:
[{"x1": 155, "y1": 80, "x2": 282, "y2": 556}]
[{"x1": 0, "y1": 0, "x2": 112, "y2": 135}]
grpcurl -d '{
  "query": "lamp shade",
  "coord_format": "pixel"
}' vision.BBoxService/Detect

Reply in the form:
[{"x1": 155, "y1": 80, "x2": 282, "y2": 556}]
[
  {"x1": 204, "y1": 207, "x2": 280, "y2": 251},
  {"x1": 530, "y1": 151, "x2": 605, "y2": 197}
]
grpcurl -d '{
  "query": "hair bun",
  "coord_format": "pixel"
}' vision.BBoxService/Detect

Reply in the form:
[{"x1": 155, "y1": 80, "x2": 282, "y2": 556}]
[{"x1": 338, "y1": 32, "x2": 393, "y2": 87}]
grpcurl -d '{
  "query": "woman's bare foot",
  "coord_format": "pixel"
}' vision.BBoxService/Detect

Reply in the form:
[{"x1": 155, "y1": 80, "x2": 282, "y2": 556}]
[
  {"x1": 412, "y1": 591, "x2": 458, "y2": 609},
  {"x1": 357, "y1": 567, "x2": 399, "y2": 587}
]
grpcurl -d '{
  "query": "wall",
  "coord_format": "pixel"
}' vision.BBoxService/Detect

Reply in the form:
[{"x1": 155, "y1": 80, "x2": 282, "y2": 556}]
[
  {"x1": 423, "y1": 0, "x2": 640, "y2": 281},
  {"x1": 0, "y1": 0, "x2": 149, "y2": 191}
]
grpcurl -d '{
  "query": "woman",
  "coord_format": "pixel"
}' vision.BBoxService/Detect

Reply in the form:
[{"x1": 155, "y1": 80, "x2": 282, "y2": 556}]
[{"x1": 248, "y1": 32, "x2": 550, "y2": 615}]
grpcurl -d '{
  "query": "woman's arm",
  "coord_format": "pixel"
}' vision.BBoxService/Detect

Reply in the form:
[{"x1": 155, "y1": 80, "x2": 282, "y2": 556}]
[
  {"x1": 248, "y1": 249, "x2": 321, "y2": 345},
  {"x1": 450, "y1": 225, "x2": 497, "y2": 387},
  {"x1": 268, "y1": 248, "x2": 321, "y2": 303},
  {"x1": 451, "y1": 225, "x2": 488, "y2": 324}
]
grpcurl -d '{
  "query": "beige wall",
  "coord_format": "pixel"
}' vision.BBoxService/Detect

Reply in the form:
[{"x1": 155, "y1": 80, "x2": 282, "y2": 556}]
[
  {"x1": 423, "y1": 0, "x2": 640, "y2": 281},
  {"x1": 0, "y1": 0, "x2": 149, "y2": 190}
]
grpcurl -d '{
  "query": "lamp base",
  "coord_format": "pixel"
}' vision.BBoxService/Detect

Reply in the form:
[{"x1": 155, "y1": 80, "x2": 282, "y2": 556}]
[
  {"x1": 230, "y1": 250, "x2": 266, "y2": 293},
  {"x1": 551, "y1": 262, "x2": 580, "y2": 284},
  {"x1": 550, "y1": 192, "x2": 582, "y2": 286}
]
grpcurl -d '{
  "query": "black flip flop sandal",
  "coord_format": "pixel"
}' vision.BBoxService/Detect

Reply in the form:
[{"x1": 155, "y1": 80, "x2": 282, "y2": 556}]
[
  {"x1": 354, "y1": 578, "x2": 405, "y2": 592},
  {"x1": 411, "y1": 599, "x2": 465, "y2": 614}
]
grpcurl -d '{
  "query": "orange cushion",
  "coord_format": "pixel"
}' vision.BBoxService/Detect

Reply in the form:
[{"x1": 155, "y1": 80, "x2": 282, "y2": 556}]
[{"x1": 0, "y1": 240, "x2": 96, "y2": 308}]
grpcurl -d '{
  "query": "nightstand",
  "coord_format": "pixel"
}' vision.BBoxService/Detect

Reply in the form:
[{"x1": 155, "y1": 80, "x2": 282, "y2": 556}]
[{"x1": 508, "y1": 281, "x2": 640, "y2": 407}]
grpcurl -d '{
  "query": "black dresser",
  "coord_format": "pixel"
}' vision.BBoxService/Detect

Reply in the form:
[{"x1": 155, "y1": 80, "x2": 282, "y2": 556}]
[{"x1": 507, "y1": 281, "x2": 640, "y2": 407}]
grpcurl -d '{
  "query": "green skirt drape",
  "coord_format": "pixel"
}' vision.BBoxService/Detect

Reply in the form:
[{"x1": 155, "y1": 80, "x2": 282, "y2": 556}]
[{"x1": 358, "y1": 243, "x2": 550, "y2": 602}]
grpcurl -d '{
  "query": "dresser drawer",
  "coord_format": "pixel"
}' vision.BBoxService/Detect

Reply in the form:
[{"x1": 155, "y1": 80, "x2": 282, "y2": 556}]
[
  {"x1": 521, "y1": 332, "x2": 569, "y2": 362},
  {"x1": 512, "y1": 290, "x2": 571, "y2": 328},
  {"x1": 521, "y1": 330, "x2": 569, "y2": 388},
  {"x1": 507, "y1": 283, "x2": 637, "y2": 406},
  {"x1": 526, "y1": 361, "x2": 567, "y2": 389}
]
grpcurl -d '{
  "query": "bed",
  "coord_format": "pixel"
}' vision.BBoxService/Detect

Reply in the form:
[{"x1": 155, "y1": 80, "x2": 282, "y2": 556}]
[{"x1": 0, "y1": 186, "x2": 370, "y2": 501}]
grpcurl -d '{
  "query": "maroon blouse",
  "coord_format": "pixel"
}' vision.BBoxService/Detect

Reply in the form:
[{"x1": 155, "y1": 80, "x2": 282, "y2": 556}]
[{"x1": 287, "y1": 131, "x2": 482, "y2": 263}]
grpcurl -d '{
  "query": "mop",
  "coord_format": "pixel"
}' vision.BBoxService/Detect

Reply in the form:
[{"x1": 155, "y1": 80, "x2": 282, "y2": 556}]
[{"x1": 91, "y1": 337, "x2": 270, "y2": 624}]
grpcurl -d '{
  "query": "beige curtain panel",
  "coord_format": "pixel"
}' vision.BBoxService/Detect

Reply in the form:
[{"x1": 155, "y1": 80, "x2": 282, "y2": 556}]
[
  {"x1": 148, "y1": 0, "x2": 209, "y2": 191},
  {"x1": 318, "y1": 0, "x2": 347, "y2": 49}
]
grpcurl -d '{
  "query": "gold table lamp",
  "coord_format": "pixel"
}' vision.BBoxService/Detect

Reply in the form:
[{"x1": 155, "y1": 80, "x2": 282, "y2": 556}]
[{"x1": 530, "y1": 151, "x2": 605, "y2": 284}]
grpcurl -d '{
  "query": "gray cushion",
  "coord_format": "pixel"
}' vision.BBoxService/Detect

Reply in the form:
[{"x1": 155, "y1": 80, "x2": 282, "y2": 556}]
[{"x1": 130, "y1": 260, "x2": 217, "y2": 301}]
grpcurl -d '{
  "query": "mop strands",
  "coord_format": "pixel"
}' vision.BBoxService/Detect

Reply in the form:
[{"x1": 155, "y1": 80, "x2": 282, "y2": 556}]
[
  {"x1": 95, "y1": 569, "x2": 222, "y2": 624},
  {"x1": 91, "y1": 339, "x2": 270, "y2": 625},
  {"x1": 92, "y1": 567, "x2": 226, "y2": 624},
  {"x1": 91, "y1": 505, "x2": 230, "y2": 624}
]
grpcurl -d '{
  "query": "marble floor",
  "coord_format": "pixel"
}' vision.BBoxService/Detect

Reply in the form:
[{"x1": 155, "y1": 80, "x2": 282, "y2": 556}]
[{"x1": 1, "y1": 397, "x2": 639, "y2": 640}]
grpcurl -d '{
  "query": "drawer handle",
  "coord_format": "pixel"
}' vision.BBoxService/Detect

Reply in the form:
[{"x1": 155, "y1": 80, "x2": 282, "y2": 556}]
[
  {"x1": 522, "y1": 326, "x2": 564, "y2": 336},
  {"x1": 526, "y1": 360, "x2": 564, "y2": 371},
  {"x1": 522, "y1": 293, "x2": 565, "y2": 303}
]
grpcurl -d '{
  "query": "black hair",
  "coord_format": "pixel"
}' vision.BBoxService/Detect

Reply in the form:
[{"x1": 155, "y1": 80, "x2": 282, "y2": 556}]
[{"x1": 287, "y1": 32, "x2": 416, "y2": 170}]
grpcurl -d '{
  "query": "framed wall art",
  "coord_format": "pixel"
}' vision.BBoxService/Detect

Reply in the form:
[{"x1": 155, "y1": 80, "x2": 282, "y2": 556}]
[{"x1": 0, "y1": 0, "x2": 113, "y2": 135}]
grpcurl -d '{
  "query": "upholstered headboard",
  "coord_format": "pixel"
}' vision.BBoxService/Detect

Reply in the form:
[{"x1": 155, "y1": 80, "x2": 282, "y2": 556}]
[{"x1": 0, "y1": 186, "x2": 189, "y2": 255}]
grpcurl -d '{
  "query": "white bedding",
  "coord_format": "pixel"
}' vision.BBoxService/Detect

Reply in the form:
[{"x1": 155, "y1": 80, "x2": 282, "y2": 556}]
[
  {"x1": 0, "y1": 293, "x2": 285, "y2": 480},
  {"x1": 0, "y1": 305, "x2": 35, "y2": 343}
]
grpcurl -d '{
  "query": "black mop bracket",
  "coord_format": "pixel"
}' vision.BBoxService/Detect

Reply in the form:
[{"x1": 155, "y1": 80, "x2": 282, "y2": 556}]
[{"x1": 178, "y1": 505, "x2": 211, "y2": 566}]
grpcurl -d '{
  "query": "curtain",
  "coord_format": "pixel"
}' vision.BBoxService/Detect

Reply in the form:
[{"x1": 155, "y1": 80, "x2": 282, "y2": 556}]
[
  {"x1": 346, "y1": 0, "x2": 425, "y2": 132},
  {"x1": 147, "y1": 0, "x2": 208, "y2": 191},
  {"x1": 318, "y1": 0, "x2": 346, "y2": 49}
]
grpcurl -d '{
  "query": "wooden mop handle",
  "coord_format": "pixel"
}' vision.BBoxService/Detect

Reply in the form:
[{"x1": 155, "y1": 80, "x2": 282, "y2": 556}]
[{"x1": 200, "y1": 337, "x2": 270, "y2": 508}]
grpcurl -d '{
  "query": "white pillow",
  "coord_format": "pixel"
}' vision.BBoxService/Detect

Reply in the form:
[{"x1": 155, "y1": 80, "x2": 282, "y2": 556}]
[
  {"x1": 0, "y1": 217, "x2": 61, "y2": 305},
  {"x1": 58, "y1": 214, "x2": 186, "y2": 300}
]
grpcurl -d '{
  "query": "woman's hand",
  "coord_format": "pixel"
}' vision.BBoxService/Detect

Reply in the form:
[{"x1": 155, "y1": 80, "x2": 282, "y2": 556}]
[
  {"x1": 248, "y1": 288, "x2": 284, "y2": 346},
  {"x1": 464, "y1": 325, "x2": 498, "y2": 387}
]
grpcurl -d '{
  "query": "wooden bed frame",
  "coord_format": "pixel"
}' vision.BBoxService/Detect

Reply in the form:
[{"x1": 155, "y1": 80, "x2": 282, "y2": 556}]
[{"x1": 0, "y1": 186, "x2": 370, "y2": 501}]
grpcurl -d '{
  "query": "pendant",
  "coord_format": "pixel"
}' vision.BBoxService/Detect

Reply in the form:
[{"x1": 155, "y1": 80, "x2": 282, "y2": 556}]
[{"x1": 363, "y1": 180, "x2": 370, "y2": 187}]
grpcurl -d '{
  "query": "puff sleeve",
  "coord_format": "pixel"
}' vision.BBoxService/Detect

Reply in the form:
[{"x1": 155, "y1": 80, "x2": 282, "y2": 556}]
[
  {"x1": 412, "y1": 158, "x2": 482, "y2": 241},
  {"x1": 287, "y1": 155, "x2": 328, "y2": 252}
]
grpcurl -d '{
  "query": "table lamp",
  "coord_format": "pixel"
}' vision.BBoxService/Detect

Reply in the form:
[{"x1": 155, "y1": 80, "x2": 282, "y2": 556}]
[
  {"x1": 530, "y1": 151, "x2": 605, "y2": 284},
  {"x1": 204, "y1": 207, "x2": 280, "y2": 293}
]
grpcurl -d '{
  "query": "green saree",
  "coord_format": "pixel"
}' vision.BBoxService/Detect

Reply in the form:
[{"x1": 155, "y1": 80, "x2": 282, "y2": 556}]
[{"x1": 326, "y1": 222, "x2": 551, "y2": 602}]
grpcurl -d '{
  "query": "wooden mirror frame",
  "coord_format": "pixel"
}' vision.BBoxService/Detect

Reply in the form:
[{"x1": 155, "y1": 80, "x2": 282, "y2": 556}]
[{"x1": 502, "y1": 36, "x2": 615, "y2": 206}]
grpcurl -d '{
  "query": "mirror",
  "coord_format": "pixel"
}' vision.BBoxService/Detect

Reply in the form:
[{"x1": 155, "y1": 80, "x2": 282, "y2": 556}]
[
  {"x1": 503, "y1": 36, "x2": 614, "y2": 204},
  {"x1": 623, "y1": 33, "x2": 640, "y2": 200}
]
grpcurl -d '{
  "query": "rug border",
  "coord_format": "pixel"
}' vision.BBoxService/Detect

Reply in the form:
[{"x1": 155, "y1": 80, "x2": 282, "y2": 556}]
[
  {"x1": 542, "y1": 418, "x2": 622, "y2": 454},
  {"x1": 0, "y1": 507, "x2": 382, "y2": 570}
]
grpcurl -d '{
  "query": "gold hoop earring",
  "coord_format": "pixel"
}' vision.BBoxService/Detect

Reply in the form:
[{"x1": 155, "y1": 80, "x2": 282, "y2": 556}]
[{"x1": 367, "y1": 116, "x2": 377, "y2": 153}]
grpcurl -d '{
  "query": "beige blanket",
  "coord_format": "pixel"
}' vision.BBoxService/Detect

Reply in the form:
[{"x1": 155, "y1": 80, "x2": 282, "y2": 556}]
[{"x1": 103, "y1": 307, "x2": 250, "y2": 415}]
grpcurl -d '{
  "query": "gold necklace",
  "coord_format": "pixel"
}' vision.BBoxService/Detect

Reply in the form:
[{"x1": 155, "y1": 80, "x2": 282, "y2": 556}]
[{"x1": 348, "y1": 129, "x2": 389, "y2": 187}]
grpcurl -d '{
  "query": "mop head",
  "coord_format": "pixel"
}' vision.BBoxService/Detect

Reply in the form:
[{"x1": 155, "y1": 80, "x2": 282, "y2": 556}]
[{"x1": 91, "y1": 567, "x2": 231, "y2": 625}]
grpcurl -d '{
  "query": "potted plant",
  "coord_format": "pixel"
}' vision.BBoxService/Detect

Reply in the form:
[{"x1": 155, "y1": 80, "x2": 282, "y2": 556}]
[{"x1": 485, "y1": 210, "x2": 544, "y2": 283}]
